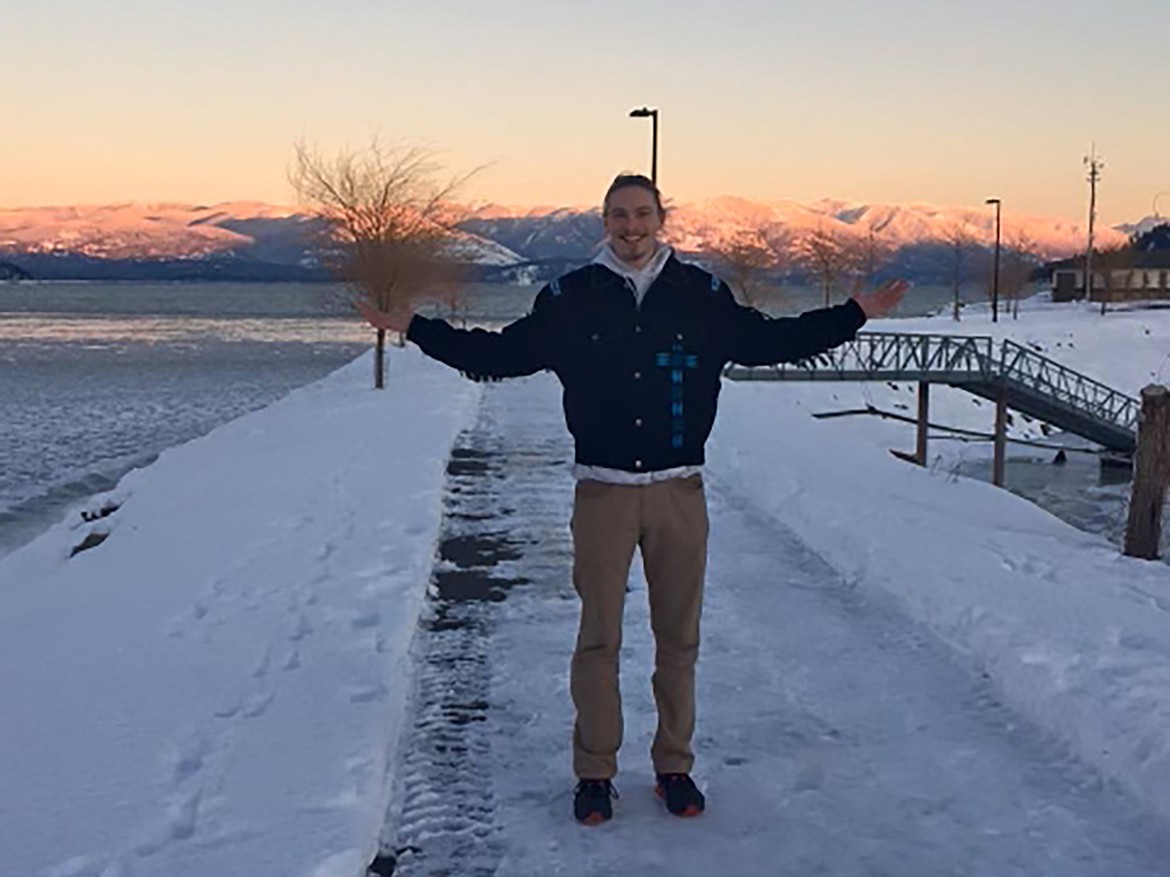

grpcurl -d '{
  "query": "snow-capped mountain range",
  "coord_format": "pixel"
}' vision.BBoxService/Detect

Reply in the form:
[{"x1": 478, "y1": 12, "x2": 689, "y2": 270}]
[
  {"x1": 464, "y1": 196, "x2": 1130, "y2": 261},
  {"x1": 0, "y1": 198, "x2": 1139, "y2": 282},
  {"x1": 0, "y1": 202, "x2": 521, "y2": 267}
]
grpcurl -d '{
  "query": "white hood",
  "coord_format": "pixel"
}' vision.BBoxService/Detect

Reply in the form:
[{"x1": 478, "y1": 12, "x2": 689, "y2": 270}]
[{"x1": 592, "y1": 241, "x2": 673, "y2": 305}]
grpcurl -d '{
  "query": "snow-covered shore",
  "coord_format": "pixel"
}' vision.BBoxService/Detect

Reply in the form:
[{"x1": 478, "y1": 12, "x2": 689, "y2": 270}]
[
  {"x1": 0, "y1": 349, "x2": 480, "y2": 877},
  {"x1": 2, "y1": 297, "x2": 1170, "y2": 875}
]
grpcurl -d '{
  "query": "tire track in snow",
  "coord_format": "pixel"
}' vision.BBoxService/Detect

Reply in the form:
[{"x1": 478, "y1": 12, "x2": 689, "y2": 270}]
[{"x1": 374, "y1": 375, "x2": 571, "y2": 876}]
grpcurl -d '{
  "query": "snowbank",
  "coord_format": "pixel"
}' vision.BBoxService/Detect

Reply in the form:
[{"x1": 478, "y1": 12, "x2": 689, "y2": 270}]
[
  {"x1": 0, "y1": 349, "x2": 479, "y2": 877},
  {"x1": 709, "y1": 297, "x2": 1170, "y2": 823}
]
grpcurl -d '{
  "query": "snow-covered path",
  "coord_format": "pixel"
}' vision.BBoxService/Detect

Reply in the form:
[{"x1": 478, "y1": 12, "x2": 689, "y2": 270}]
[{"x1": 383, "y1": 373, "x2": 1168, "y2": 876}]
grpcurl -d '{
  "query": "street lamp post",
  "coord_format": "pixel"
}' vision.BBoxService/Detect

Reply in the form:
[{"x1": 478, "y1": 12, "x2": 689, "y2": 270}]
[
  {"x1": 628, "y1": 106, "x2": 659, "y2": 185},
  {"x1": 985, "y1": 198, "x2": 1002, "y2": 323},
  {"x1": 1154, "y1": 191, "x2": 1170, "y2": 222}
]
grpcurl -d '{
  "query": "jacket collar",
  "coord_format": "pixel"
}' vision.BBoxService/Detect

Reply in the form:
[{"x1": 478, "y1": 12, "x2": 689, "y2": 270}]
[
  {"x1": 653, "y1": 251, "x2": 691, "y2": 287},
  {"x1": 592, "y1": 241, "x2": 673, "y2": 287}
]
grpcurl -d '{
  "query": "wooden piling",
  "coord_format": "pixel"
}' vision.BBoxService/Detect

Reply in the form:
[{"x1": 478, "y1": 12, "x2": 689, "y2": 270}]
[
  {"x1": 916, "y1": 381, "x2": 930, "y2": 466},
  {"x1": 1124, "y1": 385, "x2": 1170, "y2": 560},
  {"x1": 993, "y1": 387, "x2": 1008, "y2": 487}
]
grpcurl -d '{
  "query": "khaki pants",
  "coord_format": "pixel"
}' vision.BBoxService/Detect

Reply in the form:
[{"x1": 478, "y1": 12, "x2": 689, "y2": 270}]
[{"x1": 569, "y1": 474, "x2": 709, "y2": 779}]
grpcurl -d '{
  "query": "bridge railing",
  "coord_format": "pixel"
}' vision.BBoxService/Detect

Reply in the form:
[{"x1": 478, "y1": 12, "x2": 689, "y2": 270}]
[
  {"x1": 842, "y1": 332, "x2": 997, "y2": 377},
  {"x1": 999, "y1": 340, "x2": 1140, "y2": 431},
  {"x1": 725, "y1": 331, "x2": 1140, "y2": 440},
  {"x1": 732, "y1": 331, "x2": 997, "y2": 380}
]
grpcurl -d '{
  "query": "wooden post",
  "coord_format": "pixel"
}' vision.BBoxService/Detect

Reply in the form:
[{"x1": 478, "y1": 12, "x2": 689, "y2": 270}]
[
  {"x1": 993, "y1": 386, "x2": 1008, "y2": 487},
  {"x1": 916, "y1": 381, "x2": 930, "y2": 466},
  {"x1": 374, "y1": 328, "x2": 386, "y2": 390},
  {"x1": 1124, "y1": 385, "x2": 1170, "y2": 559}
]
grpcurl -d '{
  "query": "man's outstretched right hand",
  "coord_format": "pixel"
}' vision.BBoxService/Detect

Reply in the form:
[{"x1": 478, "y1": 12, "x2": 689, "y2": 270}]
[{"x1": 357, "y1": 300, "x2": 415, "y2": 335}]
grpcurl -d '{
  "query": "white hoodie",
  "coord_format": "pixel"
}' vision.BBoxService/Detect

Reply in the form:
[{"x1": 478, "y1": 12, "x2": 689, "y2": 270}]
[{"x1": 592, "y1": 240, "x2": 674, "y2": 306}]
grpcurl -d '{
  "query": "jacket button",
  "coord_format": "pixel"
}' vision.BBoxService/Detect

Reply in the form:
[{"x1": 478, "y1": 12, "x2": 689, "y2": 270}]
[
  {"x1": 635, "y1": 325, "x2": 643, "y2": 333},
  {"x1": 591, "y1": 333, "x2": 600, "y2": 341},
  {"x1": 676, "y1": 332, "x2": 684, "y2": 341},
  {"x1": 635, "y1": 418, "x2": 643, "y2": 427},
  {"x1": 635, "y1": 459, "x2": 643, "y2": 469},
  {"x1": 634, "y1": 371, "x2": 641, "y2": 379}
]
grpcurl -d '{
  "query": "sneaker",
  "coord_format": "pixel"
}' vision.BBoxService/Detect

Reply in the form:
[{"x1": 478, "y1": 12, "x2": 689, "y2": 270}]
[
  {"x1": 574, "y1": 778, "x2": 618, "y2": 825},
  {"x1": 654, "y1": 773, "x2": 705, "y2": 817}
]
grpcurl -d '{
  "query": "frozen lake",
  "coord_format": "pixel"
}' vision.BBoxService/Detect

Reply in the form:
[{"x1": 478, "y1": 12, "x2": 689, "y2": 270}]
[
  {"x1": 0, "y1": 282, "x2": 378, "y2": 557},
  {"x1": 1, "y1": 278, "x2": 1142, "y2": 561}
]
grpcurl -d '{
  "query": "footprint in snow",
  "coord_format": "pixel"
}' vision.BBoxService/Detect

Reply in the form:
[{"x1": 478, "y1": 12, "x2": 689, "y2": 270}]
[
  {"x1": 402, "y1": 520, "x2": 429, "y2": 537},
  {"x1": 251, "y1": 647, "x2": 271, "y2": 679},
  {"x1": 288, "y1": 613, "x2": 313, "y2": 641},
  {"x1": 351, "y1": 608, "x2": 382, "y2": 630},
  {"x1": 349, "y1": 682, "x2": 387, "y2": 704},
  {"x1": 171, "y1": 733, "x2": 211, "y2": 783},
  {"x1": 134, "y1": 788, "x2": 201, "y2": 856},
  {"x1": 242, "y1": 690, "x2": 275, "y2": 719}
]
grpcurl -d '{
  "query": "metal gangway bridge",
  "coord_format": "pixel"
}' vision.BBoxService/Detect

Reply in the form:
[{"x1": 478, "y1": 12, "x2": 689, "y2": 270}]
[{"x1": 723, "y1": 332, "x2": 1140, "y2": 485}]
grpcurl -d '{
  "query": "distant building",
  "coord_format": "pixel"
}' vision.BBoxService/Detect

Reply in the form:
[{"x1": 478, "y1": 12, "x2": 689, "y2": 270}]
[{"x1": 1050, "y1": 250, "x2": 1170, "y2": 303}]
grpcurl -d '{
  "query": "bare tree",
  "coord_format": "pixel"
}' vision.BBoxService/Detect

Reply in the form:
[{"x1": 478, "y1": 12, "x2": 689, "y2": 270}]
[
  {"x1": 444, "y1": 282, "x2": 472, "y2": 329},
  {"x1": 1001, "y1": 229, "x2": 1038, "y2": 319},
  {"x1": 1092, "y1": 243, "x2": 1136, "y2": 315},
  {"x1": 942, "y1": 222, "x2": 974, "y2": 321},
  {"x1": 850, "y1": 221, "x2": 892, "y2": 291},
  {"x1": 708, "y1": 227, "x2": 788, "y2": 309},
  {"x1": 760, "y1": 226, "x2": 796, "y2": 309},
  {"x1": 799, "y1": 226, "x2": 855, "y2": 307},
  {"x1": 290, "y1": 138, "x2": 473, "y2": 388},
  {"x1": 761, "y1": 226, "x2": 795, "y2": 262}
]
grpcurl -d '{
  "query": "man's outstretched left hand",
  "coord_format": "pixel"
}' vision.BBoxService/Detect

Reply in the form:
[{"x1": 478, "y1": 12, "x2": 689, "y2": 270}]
[
  {"x1": 852, "y1": 279, "x2": 909, "y2": 319},
  {"x1": 357, "y1": 299, "x2": 415, "y2": 335}
]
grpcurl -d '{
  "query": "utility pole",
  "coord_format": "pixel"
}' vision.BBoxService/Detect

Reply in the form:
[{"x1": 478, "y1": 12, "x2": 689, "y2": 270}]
[{"x1": 1084, "y1": 146, "x2": 1104, "y2": 313}]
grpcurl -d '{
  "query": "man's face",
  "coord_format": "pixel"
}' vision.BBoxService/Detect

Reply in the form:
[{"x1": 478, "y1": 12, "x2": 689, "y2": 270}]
[{"x1": 603, "y1": 186, "x2": 663, "y2": 268}]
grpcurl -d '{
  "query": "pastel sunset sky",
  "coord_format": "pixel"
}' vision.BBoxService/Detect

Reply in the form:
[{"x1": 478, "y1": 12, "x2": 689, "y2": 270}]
[{"x1": 5, "y1": 0, "x2": 1168, "y2": 225}]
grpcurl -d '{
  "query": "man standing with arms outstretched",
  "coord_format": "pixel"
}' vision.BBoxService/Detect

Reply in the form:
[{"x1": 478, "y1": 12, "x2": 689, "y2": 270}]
[{"x1": 360, "y1": 174, "x2": 906, "y2": 825}]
